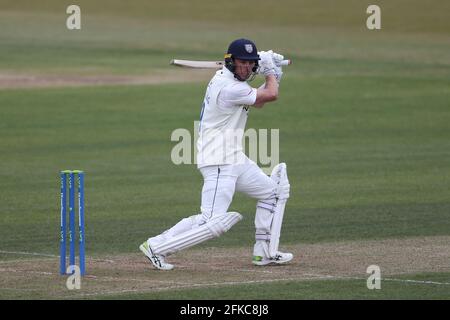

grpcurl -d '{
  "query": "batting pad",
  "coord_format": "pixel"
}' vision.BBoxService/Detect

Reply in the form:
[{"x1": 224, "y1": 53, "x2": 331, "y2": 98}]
[
  {"x1": 152, "y1": 212, "x2": 243, "y2": 256},
  {"x1": 268, "y1": 163, "x2": 290, "y2": 257},
  {"x1": 255, "y1": 163, "x2": 290, "y2": 258}
]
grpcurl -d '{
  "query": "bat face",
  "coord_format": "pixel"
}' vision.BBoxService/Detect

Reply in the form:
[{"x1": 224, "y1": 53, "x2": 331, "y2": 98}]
[{"x1": 170, "y1": 59, "x2": 291, "y2": 69}]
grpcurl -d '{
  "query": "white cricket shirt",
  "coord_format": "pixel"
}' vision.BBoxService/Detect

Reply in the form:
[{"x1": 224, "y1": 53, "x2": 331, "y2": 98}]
[{"x1": 197, "y1": 67, "x2": 257, "y2": 167}]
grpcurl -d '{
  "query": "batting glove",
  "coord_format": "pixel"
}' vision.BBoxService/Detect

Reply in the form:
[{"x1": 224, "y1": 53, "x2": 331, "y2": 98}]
[
  {"x1": 271, "y1": 51, "x2": 285, "y2": 67},
  {"x1": 274, "y1": 65, "x2": 283, "y2": 83},
  {"x1": 258, "y1": 51, "x2": 276, "y2": 77}
]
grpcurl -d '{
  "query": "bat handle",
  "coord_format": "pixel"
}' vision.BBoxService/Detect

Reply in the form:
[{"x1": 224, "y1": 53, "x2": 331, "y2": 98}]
[{"x1": 278, "y1": 59, "x2": 291, "y2": 66}]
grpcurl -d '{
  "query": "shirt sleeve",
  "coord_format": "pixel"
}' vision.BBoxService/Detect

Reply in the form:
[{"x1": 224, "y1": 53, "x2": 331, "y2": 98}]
[{"x1": 218, "y1": 82, "x2": 257, "y2": 108}]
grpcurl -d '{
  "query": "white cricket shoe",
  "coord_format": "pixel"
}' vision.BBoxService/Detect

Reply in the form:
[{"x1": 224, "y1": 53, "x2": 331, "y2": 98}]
[
  {"x1": 252, "y1": 251, "x2": 293, "y2": 266},
  {"x1": 139, "y1": 241, "x2": 174, "y2": 270}
]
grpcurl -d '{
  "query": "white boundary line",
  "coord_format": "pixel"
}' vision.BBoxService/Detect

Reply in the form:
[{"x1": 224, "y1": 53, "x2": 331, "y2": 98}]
[
  {"x1": 0, "y1": 258, "x2": 56, "y2": 264},
  {"x1": 0, "y1": 287, "x2": 42, "y2": 292},
  {"x1": 383, "y1": 278, "x2": 450, "y2": 286},
  {"x1": 0, "y1": 250, "x2": 114, "y2": 263},
  {"x1": 75, "y1": 273, "x2": 449, "y2": 299},
  {"x1": 70, "y1": 276, "x2": 339, "y2": 298},
  {"x1": 0, "y1": 267, "x2": 180, "y2": 286},
  {"x1": 2, "y1": 251, "x2": 448, "y2": 298},
  {"x1": 298, "y1": 273, "x2": 450, "y2": 286},
  {"x1": 0, "y1": 250, "x2": 57, "y2": 257},
  {"x1": 3, "y1": 266, "x2": 446, "y2": 288},
  {"x1": 1, "y1": 267, "x2": 448, "y2": 298},
  {"x1": 0, "y1": 268, "x2": 55, "y2": 276}
]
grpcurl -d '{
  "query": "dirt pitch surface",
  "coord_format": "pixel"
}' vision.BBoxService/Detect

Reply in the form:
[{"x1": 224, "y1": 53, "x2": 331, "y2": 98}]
[
  {"x1": 0, "y1": 236, "x2": 449, "y2": 299},
  {"x1": 0, "y1": 70, "x2": 213, "y2": 89}
]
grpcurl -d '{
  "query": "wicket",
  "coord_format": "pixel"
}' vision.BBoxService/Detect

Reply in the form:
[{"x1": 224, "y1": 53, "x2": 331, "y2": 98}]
[{"x1": 60, "y1": 170, "x2": 85, "y2": 275}]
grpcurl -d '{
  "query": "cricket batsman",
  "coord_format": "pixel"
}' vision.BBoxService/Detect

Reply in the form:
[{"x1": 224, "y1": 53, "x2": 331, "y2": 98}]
[{"x1": 140, "y1": 38, "x2": 293, "y2": 270}]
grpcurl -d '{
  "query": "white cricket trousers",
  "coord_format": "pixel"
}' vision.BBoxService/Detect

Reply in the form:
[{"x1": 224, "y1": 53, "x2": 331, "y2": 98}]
[
  {"x1": 148, "y1": 158, "x2": 277, "y2": 256},
  {"x1": 199, "y1": 161, "x2": 276, "y2": 222}
]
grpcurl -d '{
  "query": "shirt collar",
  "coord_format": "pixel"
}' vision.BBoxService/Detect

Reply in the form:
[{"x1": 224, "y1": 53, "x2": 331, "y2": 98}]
[{"x1": 220, "y1": 66, "x2": 237, "y2": 80}]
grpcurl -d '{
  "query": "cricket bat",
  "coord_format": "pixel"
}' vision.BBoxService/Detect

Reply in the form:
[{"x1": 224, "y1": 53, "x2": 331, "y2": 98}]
[{"x1": 170, "y1": 59, "x2": 291, "y2": 69}]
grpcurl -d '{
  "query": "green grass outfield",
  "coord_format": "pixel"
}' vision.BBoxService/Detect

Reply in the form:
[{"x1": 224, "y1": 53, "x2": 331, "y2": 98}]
[{"x1": 0, "y1": 0, "x2": 449, "y2": 299}]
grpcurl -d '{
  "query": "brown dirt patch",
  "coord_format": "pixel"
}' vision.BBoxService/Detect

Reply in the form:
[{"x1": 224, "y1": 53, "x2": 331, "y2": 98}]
[
  {"x1": 0, "y1": 70, "x2": 213, "y2": 89},
  {"x1": 0, "y1": 235, "x2": 449, "y2": 299}
]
